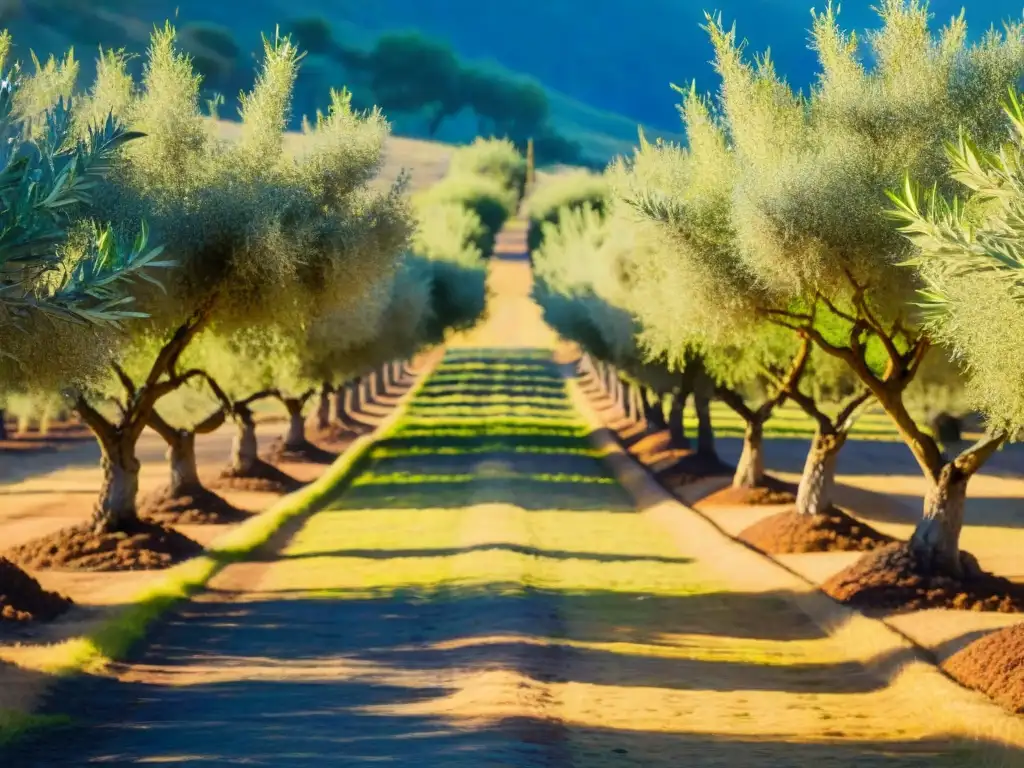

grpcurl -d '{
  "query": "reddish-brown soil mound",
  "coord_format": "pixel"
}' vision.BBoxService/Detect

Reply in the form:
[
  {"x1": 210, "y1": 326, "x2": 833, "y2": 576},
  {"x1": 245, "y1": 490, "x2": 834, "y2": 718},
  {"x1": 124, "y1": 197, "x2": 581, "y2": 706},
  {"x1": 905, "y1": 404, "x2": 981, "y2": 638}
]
[
  {"x1": 738, "y1": 507, "x2": 894, "y2": 554},
  {"x1": 308, "y1": 424, "x2": 360, "y2": 446},
  {"x1": 263, "y1": 438, "x2": 338, "y2": 465},
  {"x1": 6, "y1": 521, "x2": 203, "y2": 571},
  {"x1": 139, "y1": 485, "x2": 252, "y2": 525},
  {"x1": 822, "y1": 542, "x2": 1024, "y2": 614},
  {"x1": 656, "y1": 452, "x2": 734, "y2": 487},
  {"x1": 0, "y1": 558, "x2": 73, "y2": 621},
  {"x1": 700, "y1": 477, "x2": 797, "y2": 506},
  {"x1": 943, "y1": 623, "x2": 1024, "y2": 714},
  {"x1": 210, "y1": 460, "x2": 304, "y2": 494}
]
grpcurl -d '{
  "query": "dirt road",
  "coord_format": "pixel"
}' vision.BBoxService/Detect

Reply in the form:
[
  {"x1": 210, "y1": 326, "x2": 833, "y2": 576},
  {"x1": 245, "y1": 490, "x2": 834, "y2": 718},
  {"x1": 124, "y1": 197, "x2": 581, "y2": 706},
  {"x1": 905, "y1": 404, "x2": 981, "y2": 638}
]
[{"x1": 5, "y1": 219, "x2": 1015, "y2": 766}]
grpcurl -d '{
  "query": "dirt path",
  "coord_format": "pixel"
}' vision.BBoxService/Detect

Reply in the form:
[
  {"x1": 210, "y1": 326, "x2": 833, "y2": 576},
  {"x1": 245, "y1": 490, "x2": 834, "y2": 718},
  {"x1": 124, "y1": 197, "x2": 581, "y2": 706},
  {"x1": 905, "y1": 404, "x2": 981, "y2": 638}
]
[{"x1": 4, "y1": 218, "x2": 1011, "y2": 766}]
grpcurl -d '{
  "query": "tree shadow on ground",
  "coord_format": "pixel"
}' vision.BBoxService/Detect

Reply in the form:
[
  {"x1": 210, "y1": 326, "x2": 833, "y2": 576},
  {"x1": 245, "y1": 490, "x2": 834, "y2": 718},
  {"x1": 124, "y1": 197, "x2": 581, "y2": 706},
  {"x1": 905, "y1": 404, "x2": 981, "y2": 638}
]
[
  {"x1": 4, "y1": 583, "x2": 1013, "y2": 767},
  {"x1": 7, "y1": 347, "x2": 1013, "y2": 766}
]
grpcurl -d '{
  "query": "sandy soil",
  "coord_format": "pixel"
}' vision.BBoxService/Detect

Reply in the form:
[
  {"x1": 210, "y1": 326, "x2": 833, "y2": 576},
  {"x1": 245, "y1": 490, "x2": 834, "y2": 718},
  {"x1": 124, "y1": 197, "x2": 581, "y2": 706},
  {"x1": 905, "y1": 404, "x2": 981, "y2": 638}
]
[{"x1": 3, "y1": 218, "x2": 1018, "y2": 765}]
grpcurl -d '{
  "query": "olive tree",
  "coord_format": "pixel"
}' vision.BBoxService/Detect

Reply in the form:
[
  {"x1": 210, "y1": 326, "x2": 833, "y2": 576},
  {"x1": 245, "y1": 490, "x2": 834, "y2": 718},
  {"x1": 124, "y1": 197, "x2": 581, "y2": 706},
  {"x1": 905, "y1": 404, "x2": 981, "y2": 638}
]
[
  {"x1": 698, "y1": 3, "x2": 1024, "y2": 572},
  {"x1": 44, "y1": 27, "x2": 409, "y2": 541},
  {"x1": 532, "y1": 201, "x2": 716, "y2": 454},
  {"x1": 890, "y1": 89, "x2": 1024, "y2": 530},
  {"x1": 619, "y1": 91, "x2": 814, "y2": 490}
]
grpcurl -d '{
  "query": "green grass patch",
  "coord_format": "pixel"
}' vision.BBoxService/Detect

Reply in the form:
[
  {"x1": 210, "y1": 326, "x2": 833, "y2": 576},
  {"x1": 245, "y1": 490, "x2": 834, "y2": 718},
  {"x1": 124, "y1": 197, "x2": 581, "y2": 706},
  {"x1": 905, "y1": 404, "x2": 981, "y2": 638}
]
[{"x1": 0, "y1": 712, "x2": 73, "y2": 747}]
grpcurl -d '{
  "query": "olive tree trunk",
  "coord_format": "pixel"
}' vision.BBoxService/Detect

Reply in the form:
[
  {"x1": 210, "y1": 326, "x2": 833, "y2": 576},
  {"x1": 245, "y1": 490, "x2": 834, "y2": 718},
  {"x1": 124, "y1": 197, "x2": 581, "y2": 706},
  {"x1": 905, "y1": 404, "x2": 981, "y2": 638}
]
[
  {"x1": 229, "y1": 407, "x2": 259, "y2": 475},
  {"x1": 906, "y1": 434, "x2": 1005, "y2": 576},
  {"x1": 311, "y1": 383, "x2": 332, "y2": 432},
  {"x1": 733, "y1": 420, "x2": 766, "y2": 489},
  {"x1": 167, "y1": 430, "x2": 201, "y2": 496},
  {"x1": 667, "y1": 392, "x2": 688, "y2": 447},
  {"x1": 92, "y1": 433, "x2": 142, "y2": 532},
  {"x1": 282, "y1": 398, "x2": 307, "y2": 451},
  {"x1": 794, "y1": 430, "x2": 846, "y2": 516},
  {"x1": 694, "y1": 392, "x2": 717, "y2": 459},
  {"x1": 643, "y1": 389, "x2": 667, "y2": 431}
]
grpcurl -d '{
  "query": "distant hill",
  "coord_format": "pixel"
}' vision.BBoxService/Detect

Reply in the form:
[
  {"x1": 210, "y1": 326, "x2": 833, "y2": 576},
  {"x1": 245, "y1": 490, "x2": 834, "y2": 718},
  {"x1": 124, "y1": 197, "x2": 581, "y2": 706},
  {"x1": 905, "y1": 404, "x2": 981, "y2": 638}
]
[{"x1": 3, "y1": 0, "x2": 1020, "y2": 160}]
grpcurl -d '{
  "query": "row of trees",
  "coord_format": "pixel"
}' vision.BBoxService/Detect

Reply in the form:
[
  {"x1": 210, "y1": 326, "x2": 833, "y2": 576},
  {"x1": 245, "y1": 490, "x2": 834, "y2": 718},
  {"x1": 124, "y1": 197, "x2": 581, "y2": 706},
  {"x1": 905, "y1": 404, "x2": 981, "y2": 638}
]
[
  {"x1": 535, "y1": 0, "x2": 1024, "y2": 583},
  {"x1": 0, "y1": 24, "x2": 490, "y2": 584}
]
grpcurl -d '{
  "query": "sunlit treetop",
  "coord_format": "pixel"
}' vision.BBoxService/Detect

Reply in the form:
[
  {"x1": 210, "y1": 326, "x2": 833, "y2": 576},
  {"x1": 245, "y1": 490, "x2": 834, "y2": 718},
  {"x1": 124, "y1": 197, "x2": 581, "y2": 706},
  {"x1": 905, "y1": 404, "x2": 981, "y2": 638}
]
[
  {"x1": 891, "y1": 92, "x2": 1024, "y2": 433},
  {"x1": 79, "y1": 24, "x2": 411, "y2": 340},
  {"x1": 612, "y1": 86, "x2": 768, "y2": 356},
  {"x1": 707, "y1": 0, "x2": 1024, "y2": 309}
]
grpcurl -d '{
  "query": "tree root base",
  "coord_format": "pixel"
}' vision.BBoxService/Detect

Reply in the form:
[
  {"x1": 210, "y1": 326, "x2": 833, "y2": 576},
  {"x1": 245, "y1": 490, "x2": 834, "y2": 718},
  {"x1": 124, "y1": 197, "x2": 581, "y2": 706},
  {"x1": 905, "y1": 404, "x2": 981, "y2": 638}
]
[
  {"x1": 210, "y1": 460, "x2": 304, "y2": 494},
  {"x1": 944, "y1": 623, "x2": 1024, "y2": 714},
  {"x1": 139, "y1": 485, "x2": 252, "y2": 525},
  {"x1": 656, "y1": 452, "x2": 733, "y2": 487},
  {"x1": 0, "y1": 558, "x2": 73, "y2": 622},
  {"x1": 263, "y1": 438, "x2": 338, "y2": 465},
  {"x1": 822, "y1": 542, "x2": 1024, "y2": 614},
  {"x1": 700, "y1": 477, "x2": 797, "y2": 506},
  {"x1": 738, "y1": 507, "x2": 893, "y2": 554},
  {"x1": 5, "y1": 521, "x2": 203, "y2": 572}
]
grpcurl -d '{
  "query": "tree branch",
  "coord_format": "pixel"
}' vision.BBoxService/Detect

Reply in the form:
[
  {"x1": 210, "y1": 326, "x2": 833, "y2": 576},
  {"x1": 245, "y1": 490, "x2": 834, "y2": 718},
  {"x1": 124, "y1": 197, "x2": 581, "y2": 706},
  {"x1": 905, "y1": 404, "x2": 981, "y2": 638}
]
[
  {"x1": 953, "y1": 431, "x2": 1009, "y2": 477},
  {"x1": 63, "y1": 388, "x2": 116, "y2": 446},
  {"x1": 194, "y1": 407, "x2": 227, "y2": 435},
  {"x1": 816, "y1": 292, "x2": 857, "y2": 325},
  {"x1": 146, "y1": 407, "x2": 179, "y2": 445},
  {"x1": 715, "y1": 383, "x2": 757, "y2": 424},
  {"x1": 111, "y1": 362, "x2": 137, "y2": 401},
  {"x1": 836, "y1": 389, "x2": 873, "y2": 433},
  {"x1": 239, "y1": 389, "x2": 280, "y2": 408}
]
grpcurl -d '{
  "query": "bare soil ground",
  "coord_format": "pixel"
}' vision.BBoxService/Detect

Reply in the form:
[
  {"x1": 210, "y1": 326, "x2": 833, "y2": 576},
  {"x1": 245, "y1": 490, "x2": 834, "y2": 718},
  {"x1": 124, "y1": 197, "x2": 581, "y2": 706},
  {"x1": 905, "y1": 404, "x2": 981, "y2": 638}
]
[{"x1": 2, "y1": 218, "x2": 1018, "y2": 765}]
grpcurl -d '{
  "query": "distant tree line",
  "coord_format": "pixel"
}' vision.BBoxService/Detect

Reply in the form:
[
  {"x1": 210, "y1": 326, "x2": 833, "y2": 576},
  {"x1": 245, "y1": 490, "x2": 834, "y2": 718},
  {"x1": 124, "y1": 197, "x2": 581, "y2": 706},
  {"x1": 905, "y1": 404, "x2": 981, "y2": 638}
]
[{"x1": 286, "y1": 16, "x2": 583, "y2": 165}]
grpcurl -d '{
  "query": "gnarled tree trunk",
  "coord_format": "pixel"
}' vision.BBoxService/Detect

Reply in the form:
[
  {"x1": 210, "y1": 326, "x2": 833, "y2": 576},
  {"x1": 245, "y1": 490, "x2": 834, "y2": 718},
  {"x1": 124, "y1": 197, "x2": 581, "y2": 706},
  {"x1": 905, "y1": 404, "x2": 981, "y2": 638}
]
[
  {"x1": 282, "y1": 398, "x2": 307, "y2": 451},
  {"x1": 351, "y1": 377, "x2": 364, "y2": 416},
  {"x1": 311, "y1": 383, "x2": 332, "y2": 432},
  {"x1": 643, "y1": 389, "x2": 667, "y2": 431},
  {"x1": 331, "y1": 383, "x2": 358, "y2": 430},
  {"x1": 733, "y1": 420, "x2": 765, "y2": 489},
  {"x1": 694, "y1": 392, "x2": 716, "y2": 459},
  {"x1": 910, "y1": 465, "x2": 969, "y2": 576},
  {"x1": 230, "y1": 407, "x2": 259, "y2": 475},
  {"x1": 167, "y1": 430, "x2": 201, "y2": 497},
  {"x1": 366, "y1": 370, "x2": 379, "y2": 403},
  {"x1": 795, "y1": 430, "x2": 846, "y2": 516},
  {"x1": 668, "y1": 392, "x2": 688, "y2": 447},
  {"x1": 92, "y1": 433, "x2": 142, "y2": 533},
  {"x1": 907, "y1": 433, "x2": 1004, "y2": 577}
]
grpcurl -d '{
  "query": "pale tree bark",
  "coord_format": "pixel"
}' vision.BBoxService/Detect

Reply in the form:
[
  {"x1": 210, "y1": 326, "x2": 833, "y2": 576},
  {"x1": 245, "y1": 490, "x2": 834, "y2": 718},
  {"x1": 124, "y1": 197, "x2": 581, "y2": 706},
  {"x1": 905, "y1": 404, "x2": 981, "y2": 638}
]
[
  {"x1": 310, "y1": 382, "x2": 333, "y2": 432},
  {"x1": 331, "y1": 382, "x2": 361, "y2": 430},
  {"x1": 732, "y1": 421, "x2": 765, "y2": 489},
  {"x1": 788, "y1": 289, "x2": 1008, "y2": 575},
  {"x1": 147, "y1": 404, "x2": 226, "y2": 498},
  {"x1": 198, "y1": 375, "x2": 279, "y2": 477},
  {"x1": 366, "y1": 370, "x2": 379, "y2": 403},
  {"x1": 66, "y1": 307, "x2": 211, "y2": 533},
  {"x1": 715, "y1": 338, "x2": 812, "y2": 489},
  {"x1": 787, "y1": 389, "x2": 872, "y2": 516},
  {"x1": 278, "y1": 390, "x2": 315, "y2": 452},
  {"x1": 380, "y1": 362, "x2": 392, "y2": 392},
  {"x1": 909, "y1": 434, "x2": 1005, "y2": 576}
]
